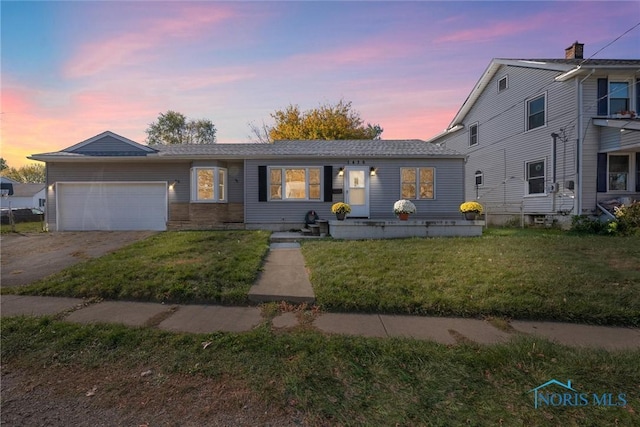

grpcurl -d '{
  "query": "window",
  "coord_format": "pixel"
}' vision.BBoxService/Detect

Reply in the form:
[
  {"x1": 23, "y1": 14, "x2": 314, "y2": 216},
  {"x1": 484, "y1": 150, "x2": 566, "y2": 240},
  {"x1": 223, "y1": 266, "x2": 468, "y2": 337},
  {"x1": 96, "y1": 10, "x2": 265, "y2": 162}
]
[
  {"x1": 401, "y1": 167, "x2": 434, "y2": 199},
  {"x1": 475, "y1": 170, "x2": 483, "y2": 187},
  {"x1": 608, "y1": 155, "x2": 629, "y2": 191},
  {"x1": 609, "y1": 82, "x2": 630, "y2": 114},
  {"x1": 38, "y1": 199, "x2": 46, "y2": 208},
  {"x1": 191, "y1": 167, "x2": 227, "y2": 202},
  {"x1": 526, "y1": 160, "x2": 545, "y2": 195},
  {"x1": 498, "y1": 76, "x2": 508, "y2": 92},
  {"x1": 526, "y1": 94, "x2": 546, "y2": 131},
  {"x1": 469, "y1": 123, "x2": 478, "y2": 146},
  {"x1": 269, "y1": 167, "x2": 321, "y2": 200}
]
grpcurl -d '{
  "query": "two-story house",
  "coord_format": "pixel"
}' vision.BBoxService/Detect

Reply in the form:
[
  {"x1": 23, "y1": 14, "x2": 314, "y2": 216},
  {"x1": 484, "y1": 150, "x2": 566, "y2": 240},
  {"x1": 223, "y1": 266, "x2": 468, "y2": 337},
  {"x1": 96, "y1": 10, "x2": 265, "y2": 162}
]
[{"x1": 429, "y1": 42, "x2": 640, "y2": 226}]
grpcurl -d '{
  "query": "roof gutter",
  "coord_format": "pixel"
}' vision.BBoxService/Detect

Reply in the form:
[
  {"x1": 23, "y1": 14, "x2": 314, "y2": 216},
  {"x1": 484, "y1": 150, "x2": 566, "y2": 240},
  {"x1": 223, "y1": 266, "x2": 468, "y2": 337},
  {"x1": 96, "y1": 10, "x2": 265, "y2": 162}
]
[{"x1": 555, "y1": 66, "x2": 582, "y2": 82}]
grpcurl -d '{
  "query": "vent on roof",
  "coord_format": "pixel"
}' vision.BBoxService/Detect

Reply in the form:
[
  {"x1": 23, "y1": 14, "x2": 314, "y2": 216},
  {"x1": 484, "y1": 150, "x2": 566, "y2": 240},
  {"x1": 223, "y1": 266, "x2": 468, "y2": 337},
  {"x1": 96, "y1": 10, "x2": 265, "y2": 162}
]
[{"x1": 565, "y1": 41, "x2": 584, "y2": 60}]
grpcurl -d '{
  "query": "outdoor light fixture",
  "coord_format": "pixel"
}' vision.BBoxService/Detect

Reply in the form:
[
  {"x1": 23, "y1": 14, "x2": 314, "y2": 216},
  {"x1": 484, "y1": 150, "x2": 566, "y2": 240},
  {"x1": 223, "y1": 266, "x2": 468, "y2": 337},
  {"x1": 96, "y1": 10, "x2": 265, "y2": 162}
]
[
  {"x1": 170, "y1": 179, "x2": 180, "y2": 188},
  {"x1": 338, "y1": 167, "x2": 344, "y2": 176},
  {"x1": 370, "y1": 167, "x2": 377, "y2": 176}
]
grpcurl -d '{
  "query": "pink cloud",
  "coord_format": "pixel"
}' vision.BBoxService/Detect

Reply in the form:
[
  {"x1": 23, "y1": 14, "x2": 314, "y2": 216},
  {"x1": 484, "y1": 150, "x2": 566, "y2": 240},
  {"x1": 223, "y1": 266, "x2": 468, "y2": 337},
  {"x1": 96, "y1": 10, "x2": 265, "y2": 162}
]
[
  {"x1": 64, "y1": 5, "x2": 237, "y2": 78},
  {"x1": 434, "y1": 15, "x2": 545, "y2": 44}
]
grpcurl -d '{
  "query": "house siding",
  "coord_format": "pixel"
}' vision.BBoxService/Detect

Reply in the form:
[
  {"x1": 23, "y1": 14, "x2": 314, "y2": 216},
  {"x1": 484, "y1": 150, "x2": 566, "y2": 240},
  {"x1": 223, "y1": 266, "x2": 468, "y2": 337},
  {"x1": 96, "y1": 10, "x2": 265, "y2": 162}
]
[
  {"x1": 441, "y1": 65, "x2": 579, "y2": 220},
  {"x1": 71, "y1": 135, "x2": 150, "y2": 154},
  {"x1": 244, "y1": 157, "x2": 464, "y2": 229}
]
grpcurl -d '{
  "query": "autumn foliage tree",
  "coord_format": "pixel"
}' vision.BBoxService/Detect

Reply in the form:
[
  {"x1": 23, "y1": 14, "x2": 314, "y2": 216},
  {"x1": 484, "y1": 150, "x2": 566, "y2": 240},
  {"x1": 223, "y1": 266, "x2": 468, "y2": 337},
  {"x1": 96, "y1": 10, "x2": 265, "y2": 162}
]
[
  {"x1": 250, "y1": 100, "x2": 383, "y2": 143},
  {"x1": 146, "y1": 110, "x2": 217, "y2": 145}
]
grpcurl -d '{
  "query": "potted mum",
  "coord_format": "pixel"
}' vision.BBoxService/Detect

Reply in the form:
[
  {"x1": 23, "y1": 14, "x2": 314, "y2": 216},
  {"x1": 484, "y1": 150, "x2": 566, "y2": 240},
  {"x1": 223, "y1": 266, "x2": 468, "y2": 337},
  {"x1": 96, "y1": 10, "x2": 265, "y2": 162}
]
[
  {"x1": 459, "y1": 201, "x2": 483, "y2": 220},
  {"x1": 393, "y1": 199, "x2": 416, "y2": 220},
  {"x1": 331, "y1": 202, "x2": 351, "y2": 220}
]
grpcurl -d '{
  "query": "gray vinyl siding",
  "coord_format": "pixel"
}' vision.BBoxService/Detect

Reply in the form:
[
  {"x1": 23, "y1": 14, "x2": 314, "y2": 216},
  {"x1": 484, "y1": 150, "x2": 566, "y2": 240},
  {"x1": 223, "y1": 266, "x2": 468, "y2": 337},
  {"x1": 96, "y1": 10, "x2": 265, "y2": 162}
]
[
  {"x1": 71, "y1": 135, "x2": 150, "y2": 154},
  {"x1": 46, "y1": 162, "x2": 190, "y2": 228},
  {"x1": 600, "y1": 127, "x2": 640, "y2": 152},
  {"x1": 244, "y1": 157, "x2": 464, "y2": 224},
  {"x1": 440, "y1": 65, "x2": 579, "y2": 216}
]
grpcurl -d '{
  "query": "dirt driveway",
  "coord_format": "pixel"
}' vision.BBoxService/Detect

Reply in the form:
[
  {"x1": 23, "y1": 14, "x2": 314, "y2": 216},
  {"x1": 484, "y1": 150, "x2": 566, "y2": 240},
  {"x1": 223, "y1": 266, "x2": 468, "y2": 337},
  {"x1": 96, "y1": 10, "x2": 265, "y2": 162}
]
[{"x1": 1, "y1": 231, "x2": 156, "y2": 287}]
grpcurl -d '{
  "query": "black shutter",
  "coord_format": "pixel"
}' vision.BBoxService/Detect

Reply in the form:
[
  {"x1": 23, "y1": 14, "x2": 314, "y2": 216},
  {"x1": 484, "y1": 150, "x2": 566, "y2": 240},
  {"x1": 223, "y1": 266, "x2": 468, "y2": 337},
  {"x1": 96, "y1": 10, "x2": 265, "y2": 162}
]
[
  {"x1": 258, "y1": 166, "x2": 267, "y2": 202},
  {"x1": 597, "y1": 78, "x2": 608, "y2": 116},
  {"x1": 324, "y1": 166, "x2": 333, "y2": 202},
  {"x1": 597, "y1": 153, "x2": 607, "y2": 192}
]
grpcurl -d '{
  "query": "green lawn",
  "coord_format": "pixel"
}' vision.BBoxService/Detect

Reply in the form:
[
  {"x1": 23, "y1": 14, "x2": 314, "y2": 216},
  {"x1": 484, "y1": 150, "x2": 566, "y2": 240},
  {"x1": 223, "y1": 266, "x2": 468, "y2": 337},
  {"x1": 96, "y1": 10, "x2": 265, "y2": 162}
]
[
  {"x1": 6, "y1": 230, "x2": 270, "y2": 304},
  {"x1": 0, "y1": 220, "x2": 46, "y2": 233},
  {"x1": 302, "y1": 229, "x2": 640, "y2": 325},
  {"x1": 2, "y1": 316, "x2": 638, "y2": 425}
]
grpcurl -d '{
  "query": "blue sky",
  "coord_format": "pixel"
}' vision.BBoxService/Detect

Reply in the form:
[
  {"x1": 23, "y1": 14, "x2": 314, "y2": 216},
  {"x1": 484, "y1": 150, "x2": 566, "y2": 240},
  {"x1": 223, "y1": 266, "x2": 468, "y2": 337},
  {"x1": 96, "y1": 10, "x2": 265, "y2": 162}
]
[{"x1": 1, "y1": 1, "x2": 639, "y2": 166}]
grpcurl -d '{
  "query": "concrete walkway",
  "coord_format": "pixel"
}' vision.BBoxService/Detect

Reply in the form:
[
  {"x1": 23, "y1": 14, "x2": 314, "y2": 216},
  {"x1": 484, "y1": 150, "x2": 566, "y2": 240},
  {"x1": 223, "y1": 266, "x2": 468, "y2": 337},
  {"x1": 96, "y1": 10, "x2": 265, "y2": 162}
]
[
  {"x1": 2, "y1": 294, "x2": 640, "y2": 350},
  {"x1": 2, "y1": 234, "x2": 639, "y2": 350}
]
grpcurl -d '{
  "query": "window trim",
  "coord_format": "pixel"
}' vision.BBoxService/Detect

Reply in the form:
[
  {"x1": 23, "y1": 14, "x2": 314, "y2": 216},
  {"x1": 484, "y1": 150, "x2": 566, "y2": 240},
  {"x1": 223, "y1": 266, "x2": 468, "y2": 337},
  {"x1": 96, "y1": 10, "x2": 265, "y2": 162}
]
[
  {"x1": 525, "y1": 159, "x2": 546, "y2": 196},
  {"x1": 469, "y1": 122, "x2": 479, "y2": 147},
  {"x1": 474, "y1": 170, "x2": 484, "y2": 187},
  {"x1": 525, "y1": 93, "x2": 547, "y2": 132},
  {"x1": 191, "y1": 167, "x2": 227, "y2": 203},
  {"x1": 498, "y1": 75, "x2": 508, "y2": 93},
  {"x1": 400, "y1": 167, "x2": 436, "y2": 200},
  {"x1": 267, "y1": 166, "x2": 323, "y2": 201}
]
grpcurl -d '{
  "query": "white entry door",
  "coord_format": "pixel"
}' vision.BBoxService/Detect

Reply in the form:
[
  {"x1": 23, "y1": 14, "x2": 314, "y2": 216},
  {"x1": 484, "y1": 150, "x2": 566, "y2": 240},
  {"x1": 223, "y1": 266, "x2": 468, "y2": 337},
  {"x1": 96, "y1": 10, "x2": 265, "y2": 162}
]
[{"x1": 344, "y1": 167, "x2": 369, "y2": 218}]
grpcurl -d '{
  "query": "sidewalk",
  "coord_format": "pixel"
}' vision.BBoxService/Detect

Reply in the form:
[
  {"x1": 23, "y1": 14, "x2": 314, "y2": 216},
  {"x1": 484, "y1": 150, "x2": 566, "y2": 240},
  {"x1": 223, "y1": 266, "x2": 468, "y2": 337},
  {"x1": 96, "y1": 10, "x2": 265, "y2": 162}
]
[
  {"x1": 2, "y1": 294, "x2": 639, "y2": 350},
  {"x1": 2, "y1": 235, "x2": 639, "y2": 350}
]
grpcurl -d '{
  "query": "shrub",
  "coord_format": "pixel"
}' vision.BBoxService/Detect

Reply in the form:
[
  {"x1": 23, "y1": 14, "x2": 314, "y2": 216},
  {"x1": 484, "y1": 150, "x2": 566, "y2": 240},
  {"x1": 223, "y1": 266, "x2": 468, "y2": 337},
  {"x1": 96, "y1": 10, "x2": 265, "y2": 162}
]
[
  {"x1": 570, "y1": 215, "x2": 609, "y2": 235},
  {"x1": 613, "y1": 202, "x2": 640, "y2": 236}
]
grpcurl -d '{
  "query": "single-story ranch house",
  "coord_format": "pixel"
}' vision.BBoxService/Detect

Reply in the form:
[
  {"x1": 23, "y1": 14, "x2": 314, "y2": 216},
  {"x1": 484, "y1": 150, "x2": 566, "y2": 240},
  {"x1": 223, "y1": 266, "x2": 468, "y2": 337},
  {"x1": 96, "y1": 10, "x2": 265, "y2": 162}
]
[{"x1": 30, "y1": 131, "x2": 471, "y2": 233}]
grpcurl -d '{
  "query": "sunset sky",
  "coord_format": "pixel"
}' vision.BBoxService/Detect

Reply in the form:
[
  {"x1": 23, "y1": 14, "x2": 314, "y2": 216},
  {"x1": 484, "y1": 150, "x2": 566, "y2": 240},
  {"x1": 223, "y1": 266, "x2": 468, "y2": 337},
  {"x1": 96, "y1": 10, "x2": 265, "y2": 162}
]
[{"x1": 2, "y1": 1, "x2": 639, "y2": 168}]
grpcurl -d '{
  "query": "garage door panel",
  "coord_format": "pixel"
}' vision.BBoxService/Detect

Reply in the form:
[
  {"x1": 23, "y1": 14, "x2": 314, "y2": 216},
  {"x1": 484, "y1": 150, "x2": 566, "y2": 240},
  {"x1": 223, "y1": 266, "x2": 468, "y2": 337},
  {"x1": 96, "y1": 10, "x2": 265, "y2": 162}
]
[{"x1": 57, "y1": 182, "x2": 167, "y2": 231}]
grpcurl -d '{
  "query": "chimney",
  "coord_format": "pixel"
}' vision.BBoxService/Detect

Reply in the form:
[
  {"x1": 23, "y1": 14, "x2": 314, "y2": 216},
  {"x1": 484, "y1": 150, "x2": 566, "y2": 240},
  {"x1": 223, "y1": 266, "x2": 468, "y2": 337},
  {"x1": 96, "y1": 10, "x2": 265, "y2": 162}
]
[{"x1": 565, "y1": 41, "x2": 584, "y2": 60}]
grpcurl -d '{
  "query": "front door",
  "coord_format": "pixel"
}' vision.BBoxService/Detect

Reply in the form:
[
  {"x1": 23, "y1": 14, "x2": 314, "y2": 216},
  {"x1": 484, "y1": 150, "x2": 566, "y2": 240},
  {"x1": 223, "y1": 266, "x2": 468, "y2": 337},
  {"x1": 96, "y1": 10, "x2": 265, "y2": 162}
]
[{"x1": 345, "y1": 167, "x2": 369, "y2": 218}]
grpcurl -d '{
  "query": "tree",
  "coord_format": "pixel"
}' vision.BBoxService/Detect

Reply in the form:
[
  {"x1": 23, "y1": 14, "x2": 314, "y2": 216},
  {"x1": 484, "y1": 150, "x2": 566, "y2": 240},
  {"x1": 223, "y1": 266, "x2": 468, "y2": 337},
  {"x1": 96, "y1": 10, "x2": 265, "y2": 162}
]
[
  {"x1": 249, "y1": 100, "x2": 383, "y2": 143},
  {"x1": 146, "y1": 110, "x2": 217, "y2": 145},
  {"x1": 1, "y1": 163, "x2": 46, "y2": 183},
  {"x1": 0, "y1": 158, "x2": 7, "y2": 171}
]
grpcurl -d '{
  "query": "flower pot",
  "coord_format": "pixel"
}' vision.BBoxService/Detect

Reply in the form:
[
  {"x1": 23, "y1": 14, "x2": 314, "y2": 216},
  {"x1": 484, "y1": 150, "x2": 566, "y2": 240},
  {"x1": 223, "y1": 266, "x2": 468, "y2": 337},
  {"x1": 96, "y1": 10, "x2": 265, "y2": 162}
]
[
  {"x1": 464, "y1": 212, "x2": 477, "y2": 220},
  {"x1": 335, "y1": 212, "x2": 346, "y2": 221},
  {"x1": 398, "y1": 212, "x2": 409, "y2": 221}
]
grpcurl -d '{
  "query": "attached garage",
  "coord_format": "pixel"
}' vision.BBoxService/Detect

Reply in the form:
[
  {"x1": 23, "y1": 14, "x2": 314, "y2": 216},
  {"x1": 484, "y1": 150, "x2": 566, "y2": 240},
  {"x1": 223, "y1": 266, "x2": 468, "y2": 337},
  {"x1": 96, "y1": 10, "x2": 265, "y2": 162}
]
[{"x1": 56, "y1": 182, "x2": 168, "y2": 231}]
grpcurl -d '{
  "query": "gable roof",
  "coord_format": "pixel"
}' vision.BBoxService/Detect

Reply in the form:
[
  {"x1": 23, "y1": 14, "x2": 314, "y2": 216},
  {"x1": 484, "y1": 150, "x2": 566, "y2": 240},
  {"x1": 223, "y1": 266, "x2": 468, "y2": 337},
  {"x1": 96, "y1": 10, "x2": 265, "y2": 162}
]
[
  {"x1": 62, "y1": 131, "x2": 158, "y2": 156},
  {"x1": 427, "y1": 58, "x2": 640, "y2": 143},
  {"x1": 30, "y1": 136, "x2": 464, "y2": 162},
  {"x1": 7, "y1": 183, "x2": 45, "y2": 197}
]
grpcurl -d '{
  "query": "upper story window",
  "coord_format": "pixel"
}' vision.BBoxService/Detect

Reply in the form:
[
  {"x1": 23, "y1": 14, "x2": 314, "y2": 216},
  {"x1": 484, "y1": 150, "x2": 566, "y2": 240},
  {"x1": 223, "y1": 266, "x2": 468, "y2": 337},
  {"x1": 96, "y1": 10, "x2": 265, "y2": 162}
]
[
  {"x1": 469, "y1": 123, "x2": 478, "y2": 147},
  {"x1": 609, "y1": 82, "x2": 630, "y2": 114},
  {"x1": 191, "y1": 167, "x2": 227, "y2": 202},
  {"x1": 526, "y1": 160, "x2": 545, "y2": 195},
  {"x1": 526, "y1": 94, "x2": 546, "y2": 131},
  {"x1": 269, "y1": 167, "x2": 321, "y2": 200},
  {"x1": 498, "y1": 76, "x2": 508, "y2": 92},
  {"x1": 401, "y1": 167, "x2": 435, "y2": 200}
]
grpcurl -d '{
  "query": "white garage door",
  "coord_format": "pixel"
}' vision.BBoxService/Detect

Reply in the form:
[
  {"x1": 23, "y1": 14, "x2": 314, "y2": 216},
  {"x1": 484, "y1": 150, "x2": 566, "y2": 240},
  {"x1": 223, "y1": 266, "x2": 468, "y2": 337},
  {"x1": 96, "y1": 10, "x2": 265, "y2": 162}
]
[{"x1": 57, "y1": 182, "x2": 167, "y2": 231}]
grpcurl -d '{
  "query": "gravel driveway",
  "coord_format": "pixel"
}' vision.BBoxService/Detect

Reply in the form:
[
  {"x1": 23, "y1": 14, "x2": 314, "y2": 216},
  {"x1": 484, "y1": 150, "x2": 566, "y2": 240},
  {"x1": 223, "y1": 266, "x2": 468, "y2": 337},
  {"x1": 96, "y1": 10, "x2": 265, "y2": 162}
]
[{"x1": 1, "y1": 231, "x2": 156, "y2": 287}]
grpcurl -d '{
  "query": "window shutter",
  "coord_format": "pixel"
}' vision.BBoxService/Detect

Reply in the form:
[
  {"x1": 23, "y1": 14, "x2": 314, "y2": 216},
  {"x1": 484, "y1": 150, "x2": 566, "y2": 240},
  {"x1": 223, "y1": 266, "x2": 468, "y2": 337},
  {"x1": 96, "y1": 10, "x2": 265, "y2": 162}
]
[
  {"x1": 258, "y1": 166, "x2": 267, "y2": 202},
  {"x1": 597, "y1": 78, "x2": 608, "y2": 116},
  {"x1": 597, "y1": 153, "x2": 607, "y2": 192},
  {"x1": 323, "y1": 166, "x2": 333, "y2": 202}
]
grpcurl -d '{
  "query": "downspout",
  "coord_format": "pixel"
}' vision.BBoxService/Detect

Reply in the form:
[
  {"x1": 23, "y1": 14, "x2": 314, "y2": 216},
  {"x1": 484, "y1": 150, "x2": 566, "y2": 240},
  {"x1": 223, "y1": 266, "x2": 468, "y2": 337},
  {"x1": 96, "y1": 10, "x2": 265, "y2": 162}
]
[
  {"x1": 551, "y1": 132, "x2": 559, "y2": 213},
  {"x1": 577, "y1": 69, "x2": 595, "y2": 215}
]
